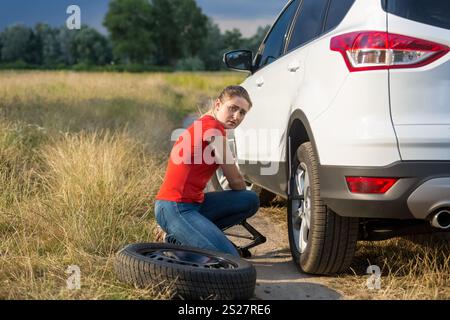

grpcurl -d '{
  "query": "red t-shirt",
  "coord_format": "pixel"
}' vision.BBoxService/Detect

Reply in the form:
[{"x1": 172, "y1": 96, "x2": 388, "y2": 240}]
[{"x1": 155, "y1": 115, "x2": 226, "y2": 203}]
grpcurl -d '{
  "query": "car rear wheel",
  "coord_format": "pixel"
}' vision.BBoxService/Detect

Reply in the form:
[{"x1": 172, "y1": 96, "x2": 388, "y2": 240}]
[{"x1": 288, "y1": 142, "x2": 359, "y2": 274}]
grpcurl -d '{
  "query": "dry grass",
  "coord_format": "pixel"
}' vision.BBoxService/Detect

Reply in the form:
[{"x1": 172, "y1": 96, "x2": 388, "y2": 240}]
[
  {"x1": 0, "y1": 71, "x2": 244, "y2": 300},
  {"x1": 265, "y1": 205, "x2": 449, "y2": 299},
  {"x1": 335, "y1": 236, "x2": 450, "y2": 300},
  {"x1": 0, "y1": 129, "x2": 168, "y2": 299}
]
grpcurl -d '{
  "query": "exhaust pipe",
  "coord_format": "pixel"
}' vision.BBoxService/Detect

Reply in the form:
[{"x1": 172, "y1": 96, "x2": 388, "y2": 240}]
[{"x1": 430, "y1": 209, "x2": 450, "y2": 229}]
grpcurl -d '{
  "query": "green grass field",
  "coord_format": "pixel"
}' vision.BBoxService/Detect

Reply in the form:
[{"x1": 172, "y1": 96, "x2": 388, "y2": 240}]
[{"x1": 0, "y1": 71, "x2": 448, "y2": 300}]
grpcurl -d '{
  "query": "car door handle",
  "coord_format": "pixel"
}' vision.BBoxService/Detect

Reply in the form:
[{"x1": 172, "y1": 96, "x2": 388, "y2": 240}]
[
  {"x1": 256, "y1": 77, "x2": 264, "y2": 87},
  {"x1": 287, "y1": 61, "x2": 300, "y2": 72}
]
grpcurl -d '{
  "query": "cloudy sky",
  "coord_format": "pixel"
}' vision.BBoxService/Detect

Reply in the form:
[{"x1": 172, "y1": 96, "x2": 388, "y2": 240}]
[{"x1": 0, "y1": 0, "x2": 287, "y2": 37}]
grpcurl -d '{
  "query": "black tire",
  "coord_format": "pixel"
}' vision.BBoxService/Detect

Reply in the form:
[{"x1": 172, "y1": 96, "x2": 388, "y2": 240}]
[
  {"x1": 287, "y1": 142, "x2": 359, "y2": 274},
  {"x1": 114, "y1": 243, "x2": 257, "y2": 300}
]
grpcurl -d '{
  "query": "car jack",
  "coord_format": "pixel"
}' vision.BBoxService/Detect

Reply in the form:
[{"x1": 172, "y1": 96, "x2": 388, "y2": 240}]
[{"x1": 223, "y1": 220, "x2": 266, "y2": 258}]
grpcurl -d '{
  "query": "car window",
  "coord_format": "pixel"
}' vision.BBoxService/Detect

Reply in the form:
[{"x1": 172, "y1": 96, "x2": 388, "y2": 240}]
[
  {"x1": 254, "y1": 0, "x2": 299, "y2": 70},
  {"x1": 287, "y1": 0, "x2": 329, "y2": 52},
  {"x1": 324, "y1": 0, "x2": 355, "y2": 33},
  {"x1": 383, "y1": 0, "x2": 450, "y2": 30}
]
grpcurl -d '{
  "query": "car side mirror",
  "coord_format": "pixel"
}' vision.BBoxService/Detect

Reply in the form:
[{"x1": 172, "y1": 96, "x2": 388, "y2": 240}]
[{"x1": 223, "y1": 50, "x2": 253, "y2": 73}]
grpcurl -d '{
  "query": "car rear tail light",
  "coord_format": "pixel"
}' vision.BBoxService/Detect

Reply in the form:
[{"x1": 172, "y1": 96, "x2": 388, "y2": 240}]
[
  {"x1": 330, "y1": 31, "x2": 450, "y2": 72},
  {"x1": 345, "y1": 177, "x2": 398, "y2": 194}
]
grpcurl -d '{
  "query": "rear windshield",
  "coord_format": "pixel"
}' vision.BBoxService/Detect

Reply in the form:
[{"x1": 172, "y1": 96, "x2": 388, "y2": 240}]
[{"x1": 382, "y1": 0, "x2": 450, "y2": 30}]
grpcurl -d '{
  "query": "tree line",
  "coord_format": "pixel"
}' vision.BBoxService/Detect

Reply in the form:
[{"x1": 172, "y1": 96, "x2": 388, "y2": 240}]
[{"x1": 0, "y1": 0, "x2": 269, "y2": 71}]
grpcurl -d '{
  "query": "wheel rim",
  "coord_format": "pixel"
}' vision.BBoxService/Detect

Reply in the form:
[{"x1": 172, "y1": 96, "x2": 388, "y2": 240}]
[
  {"x1": 215, "y1": 168, "x2": 252, "y2": 191},
  {"x1": 141, "y1": 248, "x2": 238, "y2": 269},
  {"x1": 291, "y1": 162, "x2": 311, "y2": 254},
  {"x1": 216, "y1": 168, "x2": 231, "y2": 190}
]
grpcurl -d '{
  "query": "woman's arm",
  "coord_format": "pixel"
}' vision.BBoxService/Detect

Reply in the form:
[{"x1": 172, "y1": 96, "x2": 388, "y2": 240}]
[{"x1": 210, "y1": 136, "x2": 246, "y2": 190}]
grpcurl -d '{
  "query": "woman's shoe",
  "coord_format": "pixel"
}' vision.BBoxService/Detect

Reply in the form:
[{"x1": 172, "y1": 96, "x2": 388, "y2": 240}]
[
  {"x1": 153, "y1": 225, "x2": 166, "y2": 242},
  {"x1": 165, "y1": 234, "x2": 182, "y2": 245}
]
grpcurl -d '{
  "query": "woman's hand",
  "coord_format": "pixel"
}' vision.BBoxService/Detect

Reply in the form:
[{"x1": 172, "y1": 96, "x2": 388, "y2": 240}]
[{"x1": 221, "y1": 164, "x2": 246, "y2": 190}]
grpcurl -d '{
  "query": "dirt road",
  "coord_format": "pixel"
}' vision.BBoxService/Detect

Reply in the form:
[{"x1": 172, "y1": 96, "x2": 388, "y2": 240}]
[{"x1": 227, "y1": 207, "x2": 344, "y2": 300}]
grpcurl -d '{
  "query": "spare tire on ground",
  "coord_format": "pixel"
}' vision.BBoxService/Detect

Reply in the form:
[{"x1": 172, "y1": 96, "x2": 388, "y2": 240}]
[{"x1": 114, "y1": 243, "x2": 257, "y2": 300}]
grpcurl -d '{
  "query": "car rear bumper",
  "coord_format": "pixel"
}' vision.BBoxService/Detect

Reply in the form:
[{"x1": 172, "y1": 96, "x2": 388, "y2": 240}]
[{"x1": 319, "y1": 161, "x2": 450, "y2": 220}]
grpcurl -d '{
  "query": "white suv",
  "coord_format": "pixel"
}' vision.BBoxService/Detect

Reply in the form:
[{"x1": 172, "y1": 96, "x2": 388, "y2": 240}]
[{"x1": 218, "y1": 0, "x2": 450, "y2": 274}]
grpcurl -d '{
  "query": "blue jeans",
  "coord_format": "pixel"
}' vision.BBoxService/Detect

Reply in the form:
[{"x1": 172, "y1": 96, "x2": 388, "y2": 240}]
[{"x1": 154, "y1": 190, "x2": 260, "y2": 257}]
